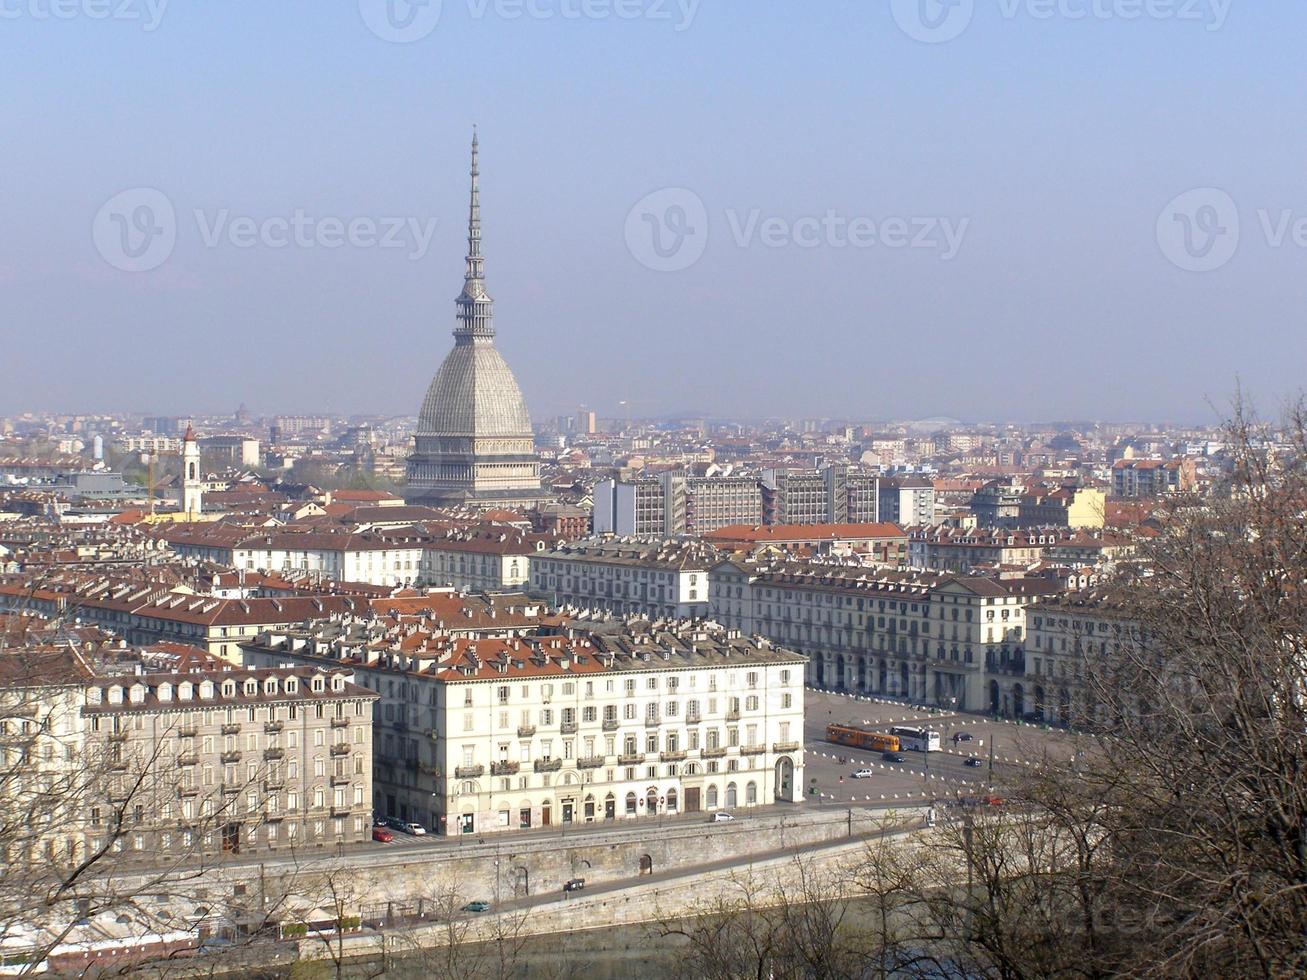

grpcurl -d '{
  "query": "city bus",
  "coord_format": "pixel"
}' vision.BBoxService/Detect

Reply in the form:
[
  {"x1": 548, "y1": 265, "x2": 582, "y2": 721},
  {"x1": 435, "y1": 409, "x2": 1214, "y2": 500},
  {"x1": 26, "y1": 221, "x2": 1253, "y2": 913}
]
[
  {"x1": 888, "y1": 726, "x2": 942, "y2": 753},
  {"x1": 825, "y1": 724, "x2": 900, "y2": 753}
]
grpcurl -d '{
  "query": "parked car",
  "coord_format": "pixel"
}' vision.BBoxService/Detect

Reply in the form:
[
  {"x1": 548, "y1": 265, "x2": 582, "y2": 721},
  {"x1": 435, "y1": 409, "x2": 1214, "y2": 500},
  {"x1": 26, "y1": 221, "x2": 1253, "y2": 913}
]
[
  {"x1": 372, "y1": 827, "x2": 394, "y2": 843},
  {"x1": 882, "y1": 752, "x2": 906, "y2": 763},
  {"x1": 563, "y1": 878, "x2": 585, "y2": 892},
  {"x1": 394, "y1": 821, "x2": 427, "y2": 836},
  {"x1": 462, "y1": 901, "x2": 491, "y2": 913},
  {"x1": 710, "y1": 811, "x2": 735, "y2": 822},
  {"x1": 956, "y1": 732, "x2": 974, "y2": 742},
  {"x1": 982, "y1": 795, "x2": 1005, "y2": 806},
  {"x1": 851, "y1": 768, "x2": 874, "y2": 779},
  {"x1": 964, "y1": 757, "x2": 983, "y2": 768}
]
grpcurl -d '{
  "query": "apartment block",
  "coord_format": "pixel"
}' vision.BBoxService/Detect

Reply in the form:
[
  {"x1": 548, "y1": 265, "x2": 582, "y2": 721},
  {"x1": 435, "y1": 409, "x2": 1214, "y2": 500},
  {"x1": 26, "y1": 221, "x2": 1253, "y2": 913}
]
[
  {"x1": 243, "y1": 620, "x2": 805, "y2": 836},
  {"x1": 530, "y1": 538, "x2": 718, "y2": 620}
]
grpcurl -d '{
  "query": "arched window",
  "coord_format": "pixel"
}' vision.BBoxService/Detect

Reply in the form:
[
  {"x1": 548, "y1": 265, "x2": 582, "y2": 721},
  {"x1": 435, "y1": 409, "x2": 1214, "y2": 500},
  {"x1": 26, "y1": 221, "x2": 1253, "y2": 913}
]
[
  {"x1": 666, "y1": 789, "x2": 678, "y2": 812},
  {"x1": 725, "y1": 782, "x2": 738, "y2": 808},
  {"x1": 625, "y1": 792, "x2": 637, "y2": 815},
  {"x1": 706, "y1": 785, "x2": 719, "y2": 808},
  {"x1": 746, "y1": 781, "x2": 757, "y2": 805}
]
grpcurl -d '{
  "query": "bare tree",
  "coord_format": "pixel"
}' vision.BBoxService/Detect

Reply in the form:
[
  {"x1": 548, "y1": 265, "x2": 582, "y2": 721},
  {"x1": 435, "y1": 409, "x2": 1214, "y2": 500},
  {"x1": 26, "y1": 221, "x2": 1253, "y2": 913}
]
[
  {"x1": 654, "y1": 856, "x2": 866, "y2": 980},
  {"x1": 377, "y1": 877, "x2": 529, "y2": 980},
  {"x1": 0, "y1": 644, "x2": 305, "y2": 976},
  {"x1": 842, "y1": 395, "x2": 1307, "y2": 979}
]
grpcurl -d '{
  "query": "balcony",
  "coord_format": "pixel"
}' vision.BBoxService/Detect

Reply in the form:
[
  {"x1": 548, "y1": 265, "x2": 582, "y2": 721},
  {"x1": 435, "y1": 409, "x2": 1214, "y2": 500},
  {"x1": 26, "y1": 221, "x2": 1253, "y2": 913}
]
[
  {"x1": 577, "y1": 755, "x2": 606, "y2": 769},
  {"x1": 517, "y1": 725, "x2": 536, "y2": 738},
  {"x1": 263, "y1": 779, "x2": 284, "y2": 792},
  {"x1": 617, "y1": 753, "x2": 644, "y2": 766},
  {"x1": 644, "y1": 717, "x2": 661, "y2": 729},
  {"x1": 330, "y1": 744, "x2": 351, "y2": 757},
  {"x1": 264, "y1": 748, "x2": 285, "y2": 761},
  {"x1": 454, "y1": 765, "x2": 485, "y2": 779},
  {"x1": 264, "y1": 811, "x2": 284, "y2": 823},
  {"x1": 701, "y1": 746, "x2": 727, "y2": 758},
  {"x1": 108, "y1": 731, "x2": 128, "y2": 743},
  {"x1": 740, "y1": 744, "x2": 767, "y2": 756},
  {"x1": 220, "y1": 723, "x2": 241, "y2": 736},
  {"x1": 533, "y1": 758, "x2": 563, "y2": 773},
  {"x1": 491, "y1": 761, "x2": 520, "y2": 776},
  {"x1": 330, "y1": 806, "x2": 353, "y2": 819},
  {"x1": 725, "y1": 710, "x2": 741, "y2": 722},
  {"x1": 331, "y1": 717, "x2": 350, "y2": 729},
  {"x1": 772, "y1": 741, "x2": 802, "y2": 753},
  {"x1": 560, "y1": 721, "x2": 578, "y2": 734},
  {"x1": 418, "y1": 762, "x2": 441, "y2": 777},
  {"x1": 685, "y1": 713, "x2": 702, "y2": 725},
  {"x1": 177, "y1": 726, "x2": 197, "y2": 738},
  {"x1": 108, "y1": 760, "x2": 128, "y2": 772},
  {"x1": 659, "y1": 750, "x2": 688, "y2": 762},
  {"x1": 220, "y1": 750, "x2": 242, "y2": 764},
  {"x1": 178, "y1": 785, "x2": 199, "y2": 797},
  {"x1": 601, "y1": 719, "x2": 620, "y2": 732},
  {"x1": 264, "y1": 721, "x2": 284, "y2": 735},
  {"x1": 330, "y1": 774, "x2": 351, "y2": 787},
  {"x1": 177, "y1": 753, "x2": 199, "y2": 767}
]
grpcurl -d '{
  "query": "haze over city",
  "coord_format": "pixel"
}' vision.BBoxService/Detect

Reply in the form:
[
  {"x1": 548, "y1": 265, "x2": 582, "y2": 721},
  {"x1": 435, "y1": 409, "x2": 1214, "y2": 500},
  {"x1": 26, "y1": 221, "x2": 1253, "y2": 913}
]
[
  {"x1": 5, "y1": 5, "x2": 1307, "y2": 977},
  {"x1": 4, "y1": 1, "x2": 1303, "y2": 422}
]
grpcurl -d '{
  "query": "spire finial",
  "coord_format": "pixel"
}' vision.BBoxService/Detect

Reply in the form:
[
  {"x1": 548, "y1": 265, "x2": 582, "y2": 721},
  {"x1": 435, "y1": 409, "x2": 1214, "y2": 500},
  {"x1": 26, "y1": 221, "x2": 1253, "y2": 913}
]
[{"x1": 456, "y1": 129, "x2": 493, "y2": 340}]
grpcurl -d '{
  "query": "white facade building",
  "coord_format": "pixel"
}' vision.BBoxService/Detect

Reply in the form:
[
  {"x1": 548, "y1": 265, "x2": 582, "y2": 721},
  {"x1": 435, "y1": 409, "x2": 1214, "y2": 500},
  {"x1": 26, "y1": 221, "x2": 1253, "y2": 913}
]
[
  {"x1": 243, "y1": 620, "x2": 806, "y2": 836},
  {"x1": 530, "y1": 538, "x2": 718, "y2": 620}
]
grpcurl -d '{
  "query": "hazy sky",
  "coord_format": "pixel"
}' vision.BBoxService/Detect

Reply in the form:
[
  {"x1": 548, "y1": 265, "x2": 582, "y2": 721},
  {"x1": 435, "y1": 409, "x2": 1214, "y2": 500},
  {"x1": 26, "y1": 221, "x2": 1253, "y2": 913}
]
[{"x1": 2, "y1": 0, "x2": 1302, "y2": 424}]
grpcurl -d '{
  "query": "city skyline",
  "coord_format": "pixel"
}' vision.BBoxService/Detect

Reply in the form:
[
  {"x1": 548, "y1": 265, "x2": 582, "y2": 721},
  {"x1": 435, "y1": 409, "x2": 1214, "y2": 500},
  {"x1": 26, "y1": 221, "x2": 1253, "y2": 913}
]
[{"x1": 4, "y1": 2, "x2": 1304, "y2": 421}]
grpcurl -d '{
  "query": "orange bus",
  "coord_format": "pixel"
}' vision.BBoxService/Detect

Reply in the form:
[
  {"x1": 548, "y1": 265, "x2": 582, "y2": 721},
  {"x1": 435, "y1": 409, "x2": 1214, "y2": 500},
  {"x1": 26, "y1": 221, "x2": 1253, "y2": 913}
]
[{"x1": 826, "y1": 723, "x2": 900, "y2": 753}]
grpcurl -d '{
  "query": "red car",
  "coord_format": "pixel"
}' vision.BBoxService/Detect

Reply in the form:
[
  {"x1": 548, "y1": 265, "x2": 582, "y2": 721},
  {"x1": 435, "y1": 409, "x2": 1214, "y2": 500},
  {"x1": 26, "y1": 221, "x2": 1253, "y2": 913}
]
[{"x1": 372, "y1": 827, "x2": 394, "y2": 843}]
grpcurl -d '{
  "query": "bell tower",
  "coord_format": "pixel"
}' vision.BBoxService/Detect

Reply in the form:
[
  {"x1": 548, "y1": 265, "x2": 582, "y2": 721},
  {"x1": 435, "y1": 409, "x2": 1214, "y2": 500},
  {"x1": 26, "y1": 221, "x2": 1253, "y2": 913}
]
[{"x1": 181, "y1": 425, "x2": 203, "y2": 519}]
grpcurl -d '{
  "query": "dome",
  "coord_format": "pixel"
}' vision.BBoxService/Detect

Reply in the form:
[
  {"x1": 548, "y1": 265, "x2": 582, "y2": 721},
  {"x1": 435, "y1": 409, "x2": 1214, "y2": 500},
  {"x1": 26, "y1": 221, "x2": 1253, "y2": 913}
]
[{"x1": 416, "y1": 340, "x2": 532, "y2": 438}]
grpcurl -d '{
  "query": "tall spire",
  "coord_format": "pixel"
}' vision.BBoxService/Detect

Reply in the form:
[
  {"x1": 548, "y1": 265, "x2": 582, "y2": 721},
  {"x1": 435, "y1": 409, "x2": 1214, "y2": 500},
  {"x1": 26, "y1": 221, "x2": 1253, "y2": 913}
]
[{"x1": 456, "y1": 127, "x2": 494, "y2": 341}]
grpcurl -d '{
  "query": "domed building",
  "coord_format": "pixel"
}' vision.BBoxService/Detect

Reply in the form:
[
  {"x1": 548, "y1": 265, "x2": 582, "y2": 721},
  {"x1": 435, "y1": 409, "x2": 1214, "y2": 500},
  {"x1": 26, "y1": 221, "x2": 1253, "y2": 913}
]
[{"x1": 406, "y1": 134, "x2": 550, "y2": 510}]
